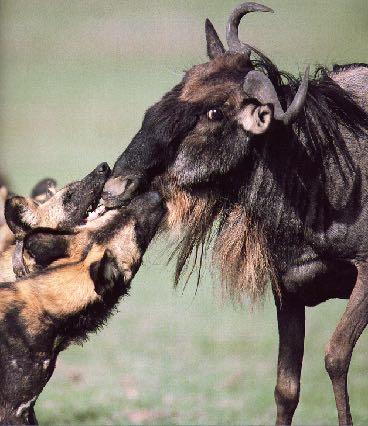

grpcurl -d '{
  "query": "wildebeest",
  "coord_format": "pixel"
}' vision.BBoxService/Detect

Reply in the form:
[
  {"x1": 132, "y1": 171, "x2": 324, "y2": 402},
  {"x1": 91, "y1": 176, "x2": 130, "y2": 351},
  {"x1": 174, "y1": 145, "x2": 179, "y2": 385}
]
[
  {"x1": 102, "y1": 3, "x2": 368, "y2": 425},
  {"x1": 0, "y1": 169, "x2": 164, "y2": 423}
]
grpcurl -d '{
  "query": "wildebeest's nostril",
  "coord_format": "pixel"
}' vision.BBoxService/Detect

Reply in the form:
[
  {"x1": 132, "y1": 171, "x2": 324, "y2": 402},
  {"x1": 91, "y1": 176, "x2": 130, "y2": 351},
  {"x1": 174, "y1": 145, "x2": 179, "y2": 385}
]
[
  {"x1": 102, "y1": 177, "x2": 125, "y2": 198},
  {"x1": 102, "y1": 175, "x2": 142, "y2": 208}
]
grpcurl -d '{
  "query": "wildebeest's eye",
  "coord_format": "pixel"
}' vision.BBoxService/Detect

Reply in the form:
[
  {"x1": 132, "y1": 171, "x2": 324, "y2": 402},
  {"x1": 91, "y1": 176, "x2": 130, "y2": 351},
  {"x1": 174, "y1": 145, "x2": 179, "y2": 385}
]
[{"x1": 207, "y1": 108, "x2": 224, "y2": 121}]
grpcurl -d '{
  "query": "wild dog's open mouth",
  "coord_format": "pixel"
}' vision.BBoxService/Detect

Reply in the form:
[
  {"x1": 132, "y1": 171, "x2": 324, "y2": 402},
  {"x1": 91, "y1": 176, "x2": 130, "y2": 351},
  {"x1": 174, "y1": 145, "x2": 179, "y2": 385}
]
[{"x1": 84, "y1": 199, "x2": 106, "y2": 223}]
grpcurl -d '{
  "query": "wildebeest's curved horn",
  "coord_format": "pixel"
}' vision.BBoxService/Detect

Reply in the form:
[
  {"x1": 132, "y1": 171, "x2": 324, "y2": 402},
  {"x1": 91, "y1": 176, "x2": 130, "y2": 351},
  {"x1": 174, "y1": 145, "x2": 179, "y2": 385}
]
[
  {"x1": 243, "y1": 67, "x2": 310, "y2": 125},
  {"x1": 226, "y1": 2, "x2": 274, "y2": 55}
]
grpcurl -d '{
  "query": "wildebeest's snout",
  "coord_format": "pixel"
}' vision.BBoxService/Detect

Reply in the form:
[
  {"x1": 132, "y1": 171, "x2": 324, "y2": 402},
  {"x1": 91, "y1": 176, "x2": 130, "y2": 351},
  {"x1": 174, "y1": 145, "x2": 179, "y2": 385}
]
[{"x1": 102, "y1": 174, "x2": 143, "y2": 208}]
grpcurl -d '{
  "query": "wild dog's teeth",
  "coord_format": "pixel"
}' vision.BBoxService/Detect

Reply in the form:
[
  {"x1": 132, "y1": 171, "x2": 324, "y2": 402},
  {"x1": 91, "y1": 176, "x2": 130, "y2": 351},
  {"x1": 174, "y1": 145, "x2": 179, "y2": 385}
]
[
  {"x1": 96, "y1": 204, "x2": 106, "y2": 216},
  {"x1": 86, "y1": 204, "x2": 106, "y2": 222}
]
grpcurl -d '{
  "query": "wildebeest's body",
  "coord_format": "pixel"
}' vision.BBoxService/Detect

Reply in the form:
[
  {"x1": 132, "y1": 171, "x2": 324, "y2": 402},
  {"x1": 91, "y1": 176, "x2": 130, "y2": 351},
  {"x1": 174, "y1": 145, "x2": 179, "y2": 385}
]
[{"x1": 102, "y1": 3, "x2": 368, "y2": 424}]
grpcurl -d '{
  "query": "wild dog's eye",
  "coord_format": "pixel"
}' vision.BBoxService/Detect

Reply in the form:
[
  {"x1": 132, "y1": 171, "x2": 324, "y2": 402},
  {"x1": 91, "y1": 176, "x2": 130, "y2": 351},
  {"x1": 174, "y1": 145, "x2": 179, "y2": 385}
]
[{"x1": 207, "y1": 108, "x2": 224, "y2": 121}]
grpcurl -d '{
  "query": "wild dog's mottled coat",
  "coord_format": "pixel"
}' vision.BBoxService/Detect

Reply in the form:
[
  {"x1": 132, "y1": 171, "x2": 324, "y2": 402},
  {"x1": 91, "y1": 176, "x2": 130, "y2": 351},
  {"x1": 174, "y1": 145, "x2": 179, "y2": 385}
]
[{"x1": 0, "y1": 191, "x2": 164, "y2": 424}]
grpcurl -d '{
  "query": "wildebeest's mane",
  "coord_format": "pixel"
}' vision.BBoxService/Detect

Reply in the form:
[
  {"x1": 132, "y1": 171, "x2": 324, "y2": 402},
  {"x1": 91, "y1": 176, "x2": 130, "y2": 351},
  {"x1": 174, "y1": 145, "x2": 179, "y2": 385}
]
[
  {"x1": 253, "y1": 54, "x2": 368, "y2": 178},
  {"x1": 170, "y1": 53, "x2": 368, "y2": 304}
]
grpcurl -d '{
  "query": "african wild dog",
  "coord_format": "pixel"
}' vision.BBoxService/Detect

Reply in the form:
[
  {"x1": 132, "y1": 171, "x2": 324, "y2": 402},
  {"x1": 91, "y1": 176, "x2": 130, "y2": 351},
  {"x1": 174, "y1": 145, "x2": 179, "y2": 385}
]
[
  {"x1": 102, "y1": 2, "x2": 368, "y2": 425},
  {"x1": 2, "y1": 163, "x2": 110, "y2": 279},
  {"x1": 0, "y1": 183, "x2": 164, "y2": 424}
]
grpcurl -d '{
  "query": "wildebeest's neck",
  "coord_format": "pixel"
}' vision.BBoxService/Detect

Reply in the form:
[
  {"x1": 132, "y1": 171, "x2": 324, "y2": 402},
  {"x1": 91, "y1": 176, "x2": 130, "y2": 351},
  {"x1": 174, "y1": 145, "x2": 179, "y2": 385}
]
[{"x1": 239, "y1": 61, "x2": 368, "y2": 260}]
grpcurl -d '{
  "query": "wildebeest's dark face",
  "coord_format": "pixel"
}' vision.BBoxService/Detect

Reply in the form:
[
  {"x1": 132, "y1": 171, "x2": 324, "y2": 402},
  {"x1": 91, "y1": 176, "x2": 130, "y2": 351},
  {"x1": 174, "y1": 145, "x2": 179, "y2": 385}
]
[
  {"x1": 104, "y1": 54, "x2": 275, "y2": 207},
  {"x1": 103, "y1": 2, "x2": 308, "y2": 207}
]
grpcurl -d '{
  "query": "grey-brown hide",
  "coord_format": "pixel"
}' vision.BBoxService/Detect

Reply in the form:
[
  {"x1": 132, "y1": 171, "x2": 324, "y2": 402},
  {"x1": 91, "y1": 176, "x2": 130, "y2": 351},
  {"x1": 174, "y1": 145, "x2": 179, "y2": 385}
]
[{"x1": 102, "y1": 2, "x2": 368, "y2": 425}]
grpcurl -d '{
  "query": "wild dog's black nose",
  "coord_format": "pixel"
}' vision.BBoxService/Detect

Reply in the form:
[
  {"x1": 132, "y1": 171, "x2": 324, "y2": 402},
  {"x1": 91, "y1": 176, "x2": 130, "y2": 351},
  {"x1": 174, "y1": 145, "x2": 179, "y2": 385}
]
[{"x1": 96, "y1": 162, "x2": 111, "y2": 175}]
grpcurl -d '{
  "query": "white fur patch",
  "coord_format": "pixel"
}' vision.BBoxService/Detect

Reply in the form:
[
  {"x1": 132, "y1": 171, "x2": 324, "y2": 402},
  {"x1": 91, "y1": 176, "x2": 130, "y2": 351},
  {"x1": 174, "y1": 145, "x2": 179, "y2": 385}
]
[
  {"x1": 16, "y1": 396, "x2": 36, "y2": 417},
  {"x1": 22, "y1": 208, "x2": 38, "y2": 227}
]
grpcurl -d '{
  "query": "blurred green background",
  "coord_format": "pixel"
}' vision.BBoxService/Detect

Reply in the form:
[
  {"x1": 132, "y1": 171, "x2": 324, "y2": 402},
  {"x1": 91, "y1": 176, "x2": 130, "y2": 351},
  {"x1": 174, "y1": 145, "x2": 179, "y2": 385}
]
[{"x1": 1, "y1": 1, "x2": 367, "y2": 424}]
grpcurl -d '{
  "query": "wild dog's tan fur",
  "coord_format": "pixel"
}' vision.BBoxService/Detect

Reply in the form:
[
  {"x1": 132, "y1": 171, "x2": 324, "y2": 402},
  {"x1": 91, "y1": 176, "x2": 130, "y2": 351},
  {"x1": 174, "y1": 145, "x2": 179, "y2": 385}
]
[
  {"x1": 0, "y1": 225, "x2": 13, "y2": 254},
  {"x1": 0, "y1": 211, "x2": 141, "y2": 337},
  {"x1": 12, "y1": 247, "x2": 105, "y2": 335},
  {"x1": 10, "y1": 188, "x2": 73, "y2": 232}
]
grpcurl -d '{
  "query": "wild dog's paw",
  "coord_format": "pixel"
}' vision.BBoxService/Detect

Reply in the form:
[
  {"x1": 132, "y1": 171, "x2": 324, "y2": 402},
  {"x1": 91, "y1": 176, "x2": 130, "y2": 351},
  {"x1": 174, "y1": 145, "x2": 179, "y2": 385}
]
[{"x1": 90, "y1": 249, "x2": 130, "y2": 296}]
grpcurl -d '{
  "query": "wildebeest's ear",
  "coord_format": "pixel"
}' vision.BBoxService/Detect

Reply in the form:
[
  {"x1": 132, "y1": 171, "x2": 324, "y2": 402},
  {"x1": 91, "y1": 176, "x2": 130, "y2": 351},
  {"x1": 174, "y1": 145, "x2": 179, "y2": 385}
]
[
  {"x1": 5, "y1": 196, "x2": 39, "y2": 236},
  {"x1": 237, "y1": 103, "x2": 273, "y2": 135},
  {"x1": 205, "y1": 19, "x2": 225, "y2": 59}
]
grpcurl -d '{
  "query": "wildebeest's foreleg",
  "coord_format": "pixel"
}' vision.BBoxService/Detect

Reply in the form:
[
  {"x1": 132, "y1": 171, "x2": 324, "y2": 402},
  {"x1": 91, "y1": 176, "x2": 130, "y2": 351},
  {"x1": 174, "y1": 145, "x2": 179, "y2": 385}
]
[
  {"x1": 274, "y1": 299, "x2": 305, "y2": 425},
  {"x1": 324, "y1": 262, "x2": 368, "y2": 426},
  {"x1": 27, "y1": 405, "x2": 38, "y2": 425}
]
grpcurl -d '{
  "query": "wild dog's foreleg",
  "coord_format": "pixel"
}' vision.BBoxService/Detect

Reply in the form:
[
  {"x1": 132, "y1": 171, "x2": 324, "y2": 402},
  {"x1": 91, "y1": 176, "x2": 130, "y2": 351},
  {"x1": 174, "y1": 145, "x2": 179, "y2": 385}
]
[
  {"x1": 12, "y1": 239, "x2": 29, "y2": 278},
  {"x1": 325, "y1": 261, "x2": 368, "y2": 426},
  {"x1": 274, "y1": 298, "x2": 305, "y2": 426}
]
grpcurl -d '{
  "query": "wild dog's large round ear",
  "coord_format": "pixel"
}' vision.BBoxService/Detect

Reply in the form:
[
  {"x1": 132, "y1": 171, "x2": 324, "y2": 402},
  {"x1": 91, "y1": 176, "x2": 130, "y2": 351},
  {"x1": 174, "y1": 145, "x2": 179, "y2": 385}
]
[
  {"x1": 25, "y1": 231, "x2": 71, "y2": 268},
  {"x1": 4, "y1": 196, "x2": 39, "y2": 237},
  {"x1": 205, "y1": 19, "x2": 225, "y2": 59},
  {"x1": 30, "y1": 178, "x2": 57, "y2": 204},
  {"x1": 90, "y1": 249, "x2": 129, "y2": 297}
]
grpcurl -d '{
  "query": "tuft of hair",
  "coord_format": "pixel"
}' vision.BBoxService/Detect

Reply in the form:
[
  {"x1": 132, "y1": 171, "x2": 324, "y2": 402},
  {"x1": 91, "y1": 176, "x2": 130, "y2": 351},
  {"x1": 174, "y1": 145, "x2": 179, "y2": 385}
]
[
  {"x1": 157, "y1": 177, "x2": 220, "y2": 288},
  {"x1": 213, "y1": 205, "x2": 278, "y2": 305},
  {"x1": 160, "y1": 177, "x2": 278, "y2": 304}
]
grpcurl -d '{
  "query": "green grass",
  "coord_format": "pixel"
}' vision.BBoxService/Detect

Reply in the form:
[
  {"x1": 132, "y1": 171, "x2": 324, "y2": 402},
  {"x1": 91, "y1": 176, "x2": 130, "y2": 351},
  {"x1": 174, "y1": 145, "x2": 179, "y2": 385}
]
[
  {"x1": 35, "y1": 252, "x2": 368, "y2": 425},
  {"x1": 1, "y1": 1, "x2": 368, "y2": 424}
]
